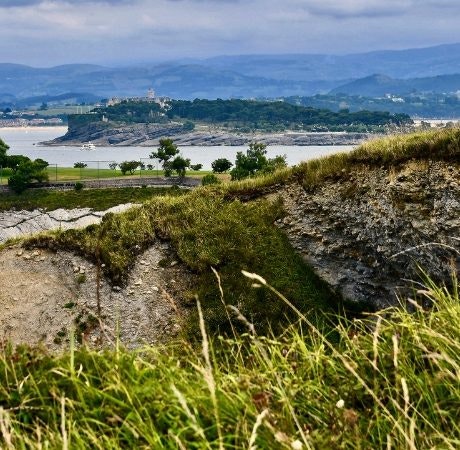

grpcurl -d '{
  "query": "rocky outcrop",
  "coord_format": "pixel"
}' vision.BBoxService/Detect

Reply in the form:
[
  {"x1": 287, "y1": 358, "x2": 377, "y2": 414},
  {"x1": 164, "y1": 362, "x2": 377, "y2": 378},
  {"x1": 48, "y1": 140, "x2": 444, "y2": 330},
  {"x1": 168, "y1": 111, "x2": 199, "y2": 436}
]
[
  {"x1": 44, "y1": 121, "x2": 373, "y2": 147},
  {"x1": 277, "y1": 161, "x2": 460, "y2": 309},
  {"x1": 0, "y1": 204, "x2": 138, "y2": 243}
]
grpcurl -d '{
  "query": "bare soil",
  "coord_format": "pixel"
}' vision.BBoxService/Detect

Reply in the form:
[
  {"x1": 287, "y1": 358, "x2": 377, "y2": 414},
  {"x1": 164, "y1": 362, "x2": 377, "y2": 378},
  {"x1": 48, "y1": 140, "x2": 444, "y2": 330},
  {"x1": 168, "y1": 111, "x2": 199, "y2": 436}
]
[{"x1": 0, "y1": 243, "x2": 193, "y2": 350}]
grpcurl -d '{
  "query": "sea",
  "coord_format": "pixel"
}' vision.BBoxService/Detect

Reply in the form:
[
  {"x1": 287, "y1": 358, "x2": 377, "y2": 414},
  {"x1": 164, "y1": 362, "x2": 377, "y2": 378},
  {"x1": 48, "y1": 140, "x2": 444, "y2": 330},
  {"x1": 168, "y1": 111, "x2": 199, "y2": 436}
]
[{"x1": 0, "y1": 127, "x2": 356, "y2": 170}]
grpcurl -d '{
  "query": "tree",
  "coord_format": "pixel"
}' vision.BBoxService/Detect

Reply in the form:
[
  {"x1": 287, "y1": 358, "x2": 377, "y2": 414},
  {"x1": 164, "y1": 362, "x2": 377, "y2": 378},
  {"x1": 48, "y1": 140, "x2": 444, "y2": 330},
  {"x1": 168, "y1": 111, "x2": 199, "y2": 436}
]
[
  {"x1": 108, "y1": 162, "x2": 118, "y2": 170},
  {"x1": 230, "y1": 142, "x2": 287, "y2": 180},
  {"x1": 230, "y1": 142, "x2": 268, "y2": 180},
  {"x1": 8, "y1": 159, "x2": 49, "y2": 193},
  {"x1": 119, "y1": 161, "x2": 140, "y2": 175},
  {"x1": 150, "y1": 138, "x2": 180, "y2": 176},
  {"x1": 211, "y1": 158, "x2": 233, "y2": 173},
  {"x1": 74, "y1": 162, "x2": 88, "y2": 169},
  {"x1": 0, "y1": 138, "x2": 9, "y2": 167},
  {"x1": 171, "y1": 156, "x2": 191, "y2": 178},
  {"x1": 190, "y1": 163, "x2": 203, "y2": 171},
  {"x1": 261, "y1": 154, "x2": 287, "y2": 174}
]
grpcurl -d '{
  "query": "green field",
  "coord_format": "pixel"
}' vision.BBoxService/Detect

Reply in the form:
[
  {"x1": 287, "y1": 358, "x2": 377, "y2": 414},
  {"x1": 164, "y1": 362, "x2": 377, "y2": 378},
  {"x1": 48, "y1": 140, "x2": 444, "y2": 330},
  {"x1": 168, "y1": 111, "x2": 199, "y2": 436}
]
[{"x1": 0, "y1": 166, "x2": 216, "y2": 184}]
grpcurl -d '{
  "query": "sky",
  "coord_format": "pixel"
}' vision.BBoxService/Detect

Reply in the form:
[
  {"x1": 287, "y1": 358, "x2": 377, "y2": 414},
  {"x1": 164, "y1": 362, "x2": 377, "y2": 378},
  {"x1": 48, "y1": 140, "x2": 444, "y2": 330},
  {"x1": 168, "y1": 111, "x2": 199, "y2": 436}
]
[{"x1": 1, "y1": 0, "x2": 460, "y2": 67}]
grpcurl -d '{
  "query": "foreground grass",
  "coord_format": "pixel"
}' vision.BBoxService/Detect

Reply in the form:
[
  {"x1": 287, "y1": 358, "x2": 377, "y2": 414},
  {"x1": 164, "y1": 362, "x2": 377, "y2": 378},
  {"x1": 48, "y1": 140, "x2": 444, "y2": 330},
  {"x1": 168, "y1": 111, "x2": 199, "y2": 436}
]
[
  {"x1": 1, "y1": 277, "x2": 458, "y2": 449},
  {"x1": 0, "y1": 186, "x2": 185, "y2": 212}
]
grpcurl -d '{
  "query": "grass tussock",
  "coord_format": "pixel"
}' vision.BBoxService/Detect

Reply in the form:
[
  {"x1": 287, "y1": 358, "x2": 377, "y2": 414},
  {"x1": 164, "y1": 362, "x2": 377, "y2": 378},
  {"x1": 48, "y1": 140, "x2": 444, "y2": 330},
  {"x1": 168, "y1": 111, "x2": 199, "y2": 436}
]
[
  {"x1": 0, "y1": 276, "x2": 459, "y2": 449},
  {"x1": 26, "y1": 189, "x2": 336, "y2": 335}
]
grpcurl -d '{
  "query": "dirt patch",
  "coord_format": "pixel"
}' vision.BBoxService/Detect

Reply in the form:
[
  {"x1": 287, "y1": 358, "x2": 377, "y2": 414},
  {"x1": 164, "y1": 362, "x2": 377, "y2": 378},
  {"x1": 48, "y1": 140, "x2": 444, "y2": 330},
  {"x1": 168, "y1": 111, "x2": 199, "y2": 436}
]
[{"x1": 0, "y1": 243, "x2": 194, "y2": 350}]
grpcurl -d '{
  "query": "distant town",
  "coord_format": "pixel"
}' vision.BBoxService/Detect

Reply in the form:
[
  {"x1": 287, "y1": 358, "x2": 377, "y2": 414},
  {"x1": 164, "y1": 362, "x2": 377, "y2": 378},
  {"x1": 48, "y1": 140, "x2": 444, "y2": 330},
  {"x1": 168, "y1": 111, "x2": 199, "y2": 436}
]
[{"x1": 0, "y1": 117, "x2": 64, "y2": 127}]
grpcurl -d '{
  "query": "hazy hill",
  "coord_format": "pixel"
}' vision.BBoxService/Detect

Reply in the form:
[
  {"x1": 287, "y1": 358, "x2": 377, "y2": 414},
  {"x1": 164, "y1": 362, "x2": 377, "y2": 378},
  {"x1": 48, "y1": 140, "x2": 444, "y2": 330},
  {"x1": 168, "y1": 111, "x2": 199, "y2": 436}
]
[
  {"x1": 1, "y1": 43, "x2": 460, "y2": 101},
  {"x1": 203, "y1": 43, "x2": 460, "y2": 81},
  {"x1": 331, "y1": 73, "x2": 460, "y2": 96}
]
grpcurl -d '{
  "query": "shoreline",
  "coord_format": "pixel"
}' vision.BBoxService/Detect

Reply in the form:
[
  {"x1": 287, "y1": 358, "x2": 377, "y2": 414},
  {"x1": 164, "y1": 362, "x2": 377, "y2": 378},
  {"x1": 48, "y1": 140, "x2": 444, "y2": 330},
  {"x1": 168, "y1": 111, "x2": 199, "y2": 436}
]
[
  {"x1": 0, "y1": 126, "x2": 68, "y2": 132},
  {"x1": 44, "y1": 130, "x2": 376, "y2": 147}
]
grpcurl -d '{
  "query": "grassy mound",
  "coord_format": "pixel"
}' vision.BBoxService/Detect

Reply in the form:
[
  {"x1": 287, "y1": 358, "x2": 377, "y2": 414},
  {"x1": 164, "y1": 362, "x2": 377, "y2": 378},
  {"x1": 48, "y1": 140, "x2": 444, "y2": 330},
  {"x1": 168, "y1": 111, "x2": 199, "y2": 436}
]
[
  {"x1": 27, "y1": 189, "x2": 336, "y2": 335},
  {"x1": 0, "y1": 277, "x2": 458, "y2": 448}
]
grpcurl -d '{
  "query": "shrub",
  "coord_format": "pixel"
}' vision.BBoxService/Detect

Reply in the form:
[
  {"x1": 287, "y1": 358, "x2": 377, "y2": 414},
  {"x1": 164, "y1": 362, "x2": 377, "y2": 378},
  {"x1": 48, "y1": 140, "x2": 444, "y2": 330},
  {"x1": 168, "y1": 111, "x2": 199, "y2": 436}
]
[
  {"x1": 202, "y1": 174, "x2": 221, "y2": 186},
  {"x1": 74, "y1": 182, "x2": 84, "y2": 191}
]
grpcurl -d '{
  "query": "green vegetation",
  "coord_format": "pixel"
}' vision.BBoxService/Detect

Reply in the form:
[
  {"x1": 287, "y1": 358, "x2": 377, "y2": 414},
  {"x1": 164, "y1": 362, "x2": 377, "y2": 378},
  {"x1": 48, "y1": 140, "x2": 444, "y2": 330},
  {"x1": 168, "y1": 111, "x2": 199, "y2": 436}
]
[
  {"x1": 229, "y1": 142, "x2": 287, "y2": 180},
  {"x1": 150, "y1": 138, "x2": 194, "y2": 177},
  {"x1": 27, "y1": 189, "x2": 336, "y2": 334},
  {"x1": 79, "y1": 98, "x2": 412, "y2": 132},
  {"x1": 1, "y1": 128, "x2": 459, "y2": 447},
  {"x1": 0, "y1": 277, "x2": 458, "y2": 448},
  {"x1": 211, "y1": 158, "x2": 233, "y2": 173},
  {"x1": 0, "y1": 166, "x2": 211, "y2": 185},
  {"x1": 119, "y1": 161, "x2": 140, "y2": 175},
  {"x1": 0, "y1": 186, "x2": 184, "y2": 212},
  {"x1": 286, "y1": 92, "x2": 460, "y2": 118},
  {"x1": 0, "y1": 137, "x2": 50, "y2": 192},
  {"x1": 202, "y1": 174, "x2": 221, "y2": 186},
  {"x1": 167, "y1": 99, "x2": 412, "y2": 132}
]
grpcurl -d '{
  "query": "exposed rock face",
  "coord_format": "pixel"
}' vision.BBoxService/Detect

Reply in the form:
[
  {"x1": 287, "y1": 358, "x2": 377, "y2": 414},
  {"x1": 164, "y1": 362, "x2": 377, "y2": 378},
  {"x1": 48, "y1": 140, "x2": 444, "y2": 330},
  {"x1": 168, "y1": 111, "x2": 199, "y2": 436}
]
[
  {"x1": 0, "y1": 204, "x2": 138, "y2": 243},
  {"x1": 0, "y1": 244, "x2": 191, "y2": 350},
  {"x1": 44, "y1": 121, "x2": 373, "y2": 147},
  {"x1": 277, "y1": 161, "x2": 460, "y2": 309}
]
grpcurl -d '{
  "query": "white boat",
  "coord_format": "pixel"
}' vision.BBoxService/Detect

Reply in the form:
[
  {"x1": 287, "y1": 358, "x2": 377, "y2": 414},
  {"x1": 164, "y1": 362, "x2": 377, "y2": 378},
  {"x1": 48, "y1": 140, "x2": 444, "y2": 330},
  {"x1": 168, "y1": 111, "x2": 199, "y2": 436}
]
[{"x1": 80, "y1": 142, "x2": 96, "y2": 150}]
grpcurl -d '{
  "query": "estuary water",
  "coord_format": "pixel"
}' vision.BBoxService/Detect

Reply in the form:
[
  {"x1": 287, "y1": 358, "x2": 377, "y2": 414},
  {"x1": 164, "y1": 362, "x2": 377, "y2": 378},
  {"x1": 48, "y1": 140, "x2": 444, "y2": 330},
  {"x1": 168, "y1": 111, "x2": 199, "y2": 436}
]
[{"x1": 0, "y1": 127, "x2": 356, "y2": 170}]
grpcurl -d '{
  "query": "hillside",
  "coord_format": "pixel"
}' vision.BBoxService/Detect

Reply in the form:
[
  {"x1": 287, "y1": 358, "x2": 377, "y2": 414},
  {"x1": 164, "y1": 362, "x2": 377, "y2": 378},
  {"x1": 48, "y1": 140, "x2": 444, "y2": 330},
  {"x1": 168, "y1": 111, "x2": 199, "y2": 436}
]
[
  {"x1": 0, "y1": 129, "x2": 459, "y2": 448},
  {"x1": 47, "y1": 99, "x2": 411, "y2": 146},
  {"x1": 0, "y1": 128, "x2": 458, "y2": 347},
  {"x1": 285, "y1": 93, "x2": 460, "y2": 118},
  {"x1": 331, "y1": 73, "x2": 460, "y2": 96}
]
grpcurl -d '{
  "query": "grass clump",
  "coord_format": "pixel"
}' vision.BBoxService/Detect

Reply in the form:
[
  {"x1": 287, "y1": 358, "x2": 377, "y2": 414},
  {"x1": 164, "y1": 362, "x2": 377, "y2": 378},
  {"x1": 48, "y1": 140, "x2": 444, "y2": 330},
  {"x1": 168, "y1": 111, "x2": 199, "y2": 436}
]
[{"x1": 0, "y1": 277, "x2": 458, "y2": 448}]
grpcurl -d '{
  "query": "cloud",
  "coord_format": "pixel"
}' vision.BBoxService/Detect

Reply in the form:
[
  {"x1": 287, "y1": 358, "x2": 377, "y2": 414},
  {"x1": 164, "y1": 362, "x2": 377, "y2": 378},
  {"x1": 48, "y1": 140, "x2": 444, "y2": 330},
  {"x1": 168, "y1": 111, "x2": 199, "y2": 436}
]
[
  {"x1": 297, "y1": 0, "x2": 414, "y2": 18},
  {"x1": 0, "y1": 0, "x2": 129, "y2": 7},
  {"x1": 0, "y1": 0, "x2": 459, "y2": 66}
]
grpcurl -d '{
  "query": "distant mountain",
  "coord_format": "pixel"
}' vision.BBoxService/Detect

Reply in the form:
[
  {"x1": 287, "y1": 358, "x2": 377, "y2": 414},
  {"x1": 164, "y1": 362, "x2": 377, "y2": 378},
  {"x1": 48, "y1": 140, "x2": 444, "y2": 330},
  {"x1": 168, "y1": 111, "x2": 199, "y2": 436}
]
[
  {"x1": 1, "y1": 43, "x2": 460, "y2": 100},
  {"x1": 203, "y1": 43, "x2": 460, "y2": 81},
  {"x1": 0, "y1": 62, "x2": 342, "y2": 100},
  {"x1": 331, "y1": 73, "x2": 460, "y2": 96}
]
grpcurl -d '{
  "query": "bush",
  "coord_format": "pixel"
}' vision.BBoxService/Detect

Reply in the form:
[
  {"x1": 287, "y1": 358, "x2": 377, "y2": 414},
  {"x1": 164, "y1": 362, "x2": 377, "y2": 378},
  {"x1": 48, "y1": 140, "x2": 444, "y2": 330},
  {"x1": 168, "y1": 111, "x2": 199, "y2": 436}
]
[
  {"x1": 74, "y1": 182, "x2": 84, "y2": 191},
  {"x1": 8, "y1": 159, "x2": 49, "y2": 193},
  {"x1": 202, "y1": 174, "x2": 221, "y2": 186}
]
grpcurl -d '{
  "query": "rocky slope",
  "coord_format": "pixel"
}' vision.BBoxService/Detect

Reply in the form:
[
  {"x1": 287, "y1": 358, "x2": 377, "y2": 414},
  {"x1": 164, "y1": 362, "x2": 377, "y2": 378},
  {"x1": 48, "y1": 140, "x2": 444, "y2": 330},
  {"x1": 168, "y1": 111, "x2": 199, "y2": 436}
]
[
  {"x1": 0, "y1": 244, "x2": 191, "y2": 350},
  {"x1": 276, "y1": 160, "x2": 459, "y2": 308},
  {"x1": 45, "y1": 121, "x2": 372, "y2": 146},
  {"x1": 1, "y1": 132, "x2": 459, "y2": 347}
]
